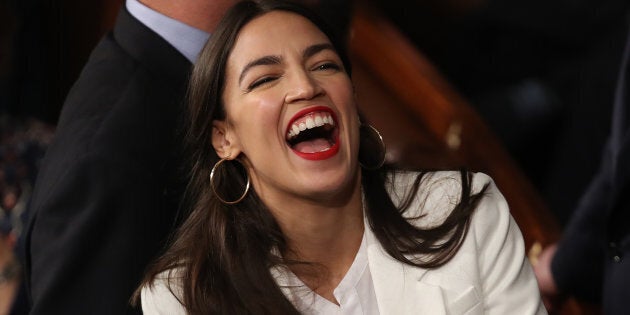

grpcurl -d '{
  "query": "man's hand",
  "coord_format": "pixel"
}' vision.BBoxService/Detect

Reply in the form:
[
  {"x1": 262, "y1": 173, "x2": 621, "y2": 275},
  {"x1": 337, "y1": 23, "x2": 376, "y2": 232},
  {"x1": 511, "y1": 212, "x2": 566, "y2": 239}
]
[{"x1": 533, "y1": 243, "x2": 565, "y2": 313}]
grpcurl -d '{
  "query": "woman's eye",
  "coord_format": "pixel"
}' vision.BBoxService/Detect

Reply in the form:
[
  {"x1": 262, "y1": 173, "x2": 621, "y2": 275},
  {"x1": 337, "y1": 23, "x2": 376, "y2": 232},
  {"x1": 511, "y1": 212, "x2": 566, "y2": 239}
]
[
  {"x1": 314, "y1": 62, "x2": 341, "y2": 72},
  {"x1": 248, "y1": 76, "x2": 276, "y2": 90}
]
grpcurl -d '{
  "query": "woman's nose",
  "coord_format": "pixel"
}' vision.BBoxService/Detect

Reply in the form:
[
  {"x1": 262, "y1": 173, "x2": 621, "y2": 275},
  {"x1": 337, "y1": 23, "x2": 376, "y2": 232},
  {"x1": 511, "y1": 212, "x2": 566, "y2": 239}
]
[{"x1": 285, "y1": 71, "x2": 324, "y2": 103}]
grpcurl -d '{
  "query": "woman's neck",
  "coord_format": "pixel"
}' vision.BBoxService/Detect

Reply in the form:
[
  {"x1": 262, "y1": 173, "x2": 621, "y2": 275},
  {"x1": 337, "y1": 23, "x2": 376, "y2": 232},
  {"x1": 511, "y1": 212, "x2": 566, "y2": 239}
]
[
  {"x1": 280, "y1": 192, "x2": 364, "y2": 263},
  {"x1": 263, "y1": 176, "x2": 365, "y2": 303}
]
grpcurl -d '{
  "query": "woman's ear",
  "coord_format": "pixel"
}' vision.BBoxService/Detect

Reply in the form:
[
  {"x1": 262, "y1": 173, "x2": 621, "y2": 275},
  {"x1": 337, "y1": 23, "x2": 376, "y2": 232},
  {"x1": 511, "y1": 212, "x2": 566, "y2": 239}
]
[{"x1": 212, "y1": 120, "x2": 241, "y2": 158}]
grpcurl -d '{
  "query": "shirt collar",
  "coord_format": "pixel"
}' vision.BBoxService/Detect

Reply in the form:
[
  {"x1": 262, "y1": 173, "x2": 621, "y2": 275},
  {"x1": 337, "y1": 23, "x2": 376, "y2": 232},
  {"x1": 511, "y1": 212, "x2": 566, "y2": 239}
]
[{"x1": 126, "y1": 0, "x2": 210, "y2": 63}]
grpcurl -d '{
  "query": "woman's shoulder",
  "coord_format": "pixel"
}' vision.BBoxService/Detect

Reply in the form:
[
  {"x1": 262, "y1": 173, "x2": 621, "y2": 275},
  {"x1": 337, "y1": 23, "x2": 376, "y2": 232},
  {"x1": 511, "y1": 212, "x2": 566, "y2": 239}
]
[
  {"x1": 388, "y1": 171, "x2": 545, "y2": 314},
  {"x1": 140, "y1": 268, "x2": 187, "y2": 315},
  {"x1": 388, "y1": 170, "x2": 492, "y2": 193},
  {"x1": 390, "y1": 170, "x2": 525, "y2": 268},
  {"x1": 387, "y1": 170, "x2": 497, "y2": 225}
]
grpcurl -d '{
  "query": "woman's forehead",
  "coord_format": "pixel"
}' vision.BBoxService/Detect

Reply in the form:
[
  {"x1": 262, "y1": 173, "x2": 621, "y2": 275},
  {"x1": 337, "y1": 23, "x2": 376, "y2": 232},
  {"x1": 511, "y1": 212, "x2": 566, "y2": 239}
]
[{"x1": 228, "y1": 11, "x2": 331, "y2": 63}]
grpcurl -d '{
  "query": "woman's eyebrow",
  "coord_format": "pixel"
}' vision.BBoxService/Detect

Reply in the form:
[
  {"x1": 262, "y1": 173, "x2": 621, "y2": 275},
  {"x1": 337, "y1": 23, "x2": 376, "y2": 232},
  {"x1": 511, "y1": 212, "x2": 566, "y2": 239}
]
[
  {"x1": 237, "y1": 43, "x2": 335, "y2": 85},
  {"x1": 238, "y1": 55, "x2": 282, "y2": 85},
  {"x1": 303, "y1": 43, "x2": 335, "y2": 59}
]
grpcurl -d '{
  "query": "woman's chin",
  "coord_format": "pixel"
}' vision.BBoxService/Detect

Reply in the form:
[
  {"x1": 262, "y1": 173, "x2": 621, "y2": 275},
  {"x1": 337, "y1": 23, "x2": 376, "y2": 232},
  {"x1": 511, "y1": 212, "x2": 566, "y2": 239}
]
[{"x1": 295, "y1": 168, "x2": 360, "y2": 201}]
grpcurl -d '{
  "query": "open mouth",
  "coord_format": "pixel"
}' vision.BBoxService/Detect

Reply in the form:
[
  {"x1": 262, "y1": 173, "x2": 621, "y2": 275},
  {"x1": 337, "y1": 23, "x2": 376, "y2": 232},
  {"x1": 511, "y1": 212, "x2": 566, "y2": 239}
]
[{"x1": 285, "y1": 106, "x2": 340, "y2": 160}]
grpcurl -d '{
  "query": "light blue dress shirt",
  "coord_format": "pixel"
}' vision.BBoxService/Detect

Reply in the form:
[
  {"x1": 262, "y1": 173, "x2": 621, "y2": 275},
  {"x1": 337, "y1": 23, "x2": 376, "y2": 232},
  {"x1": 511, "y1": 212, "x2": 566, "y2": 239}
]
[{"x1": 126, "y1": 0, "x2": 210, "y2": 63}]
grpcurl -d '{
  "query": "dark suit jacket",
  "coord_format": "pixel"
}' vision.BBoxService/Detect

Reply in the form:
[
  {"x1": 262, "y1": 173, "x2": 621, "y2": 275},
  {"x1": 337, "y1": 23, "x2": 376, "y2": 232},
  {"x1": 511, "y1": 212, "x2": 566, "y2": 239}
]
[
  {"x1": 551, "y1": 10, "x2": 630, "y2": 314},
  {"x1": 24, "y1": 7, "x2": 191, "y2": 314}
]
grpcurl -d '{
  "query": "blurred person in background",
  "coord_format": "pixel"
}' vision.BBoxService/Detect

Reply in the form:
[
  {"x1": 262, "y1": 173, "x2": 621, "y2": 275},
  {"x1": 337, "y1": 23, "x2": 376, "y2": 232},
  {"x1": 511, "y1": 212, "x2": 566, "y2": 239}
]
[
  {"x1": 23, "y1": 0, "x2": 237, "y2": 313},
  {"x1": 0, "y1": 220, "x2": 24, "y2": 315},
  {"x1": 534, "y1": 8, "x2": 630, "y2": 315}
]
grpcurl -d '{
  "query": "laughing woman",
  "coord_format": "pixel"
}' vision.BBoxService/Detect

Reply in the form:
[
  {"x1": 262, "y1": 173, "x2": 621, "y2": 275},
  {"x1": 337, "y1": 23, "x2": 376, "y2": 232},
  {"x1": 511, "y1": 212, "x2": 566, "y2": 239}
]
[{"x1": 138, "y1": 1, "x2": 546, "y2": 314}]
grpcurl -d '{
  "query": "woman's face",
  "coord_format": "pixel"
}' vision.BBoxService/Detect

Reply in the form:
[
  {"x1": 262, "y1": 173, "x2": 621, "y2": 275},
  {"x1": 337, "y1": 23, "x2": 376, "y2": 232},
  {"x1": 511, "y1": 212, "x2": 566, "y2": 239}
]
[{"x1": 215, "y1": 10, "x2": 360, "y2": 205}]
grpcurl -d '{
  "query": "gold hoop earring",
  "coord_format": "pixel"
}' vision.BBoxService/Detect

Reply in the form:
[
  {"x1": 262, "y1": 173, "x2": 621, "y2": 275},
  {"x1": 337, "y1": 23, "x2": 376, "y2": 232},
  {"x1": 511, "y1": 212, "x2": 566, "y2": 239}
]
[
  {"x1": 359, "y1": 124, "x2": 386, "y2": 170},
  {"x1": 210, "y1": 157, "x2": 251, "y2": 205}
]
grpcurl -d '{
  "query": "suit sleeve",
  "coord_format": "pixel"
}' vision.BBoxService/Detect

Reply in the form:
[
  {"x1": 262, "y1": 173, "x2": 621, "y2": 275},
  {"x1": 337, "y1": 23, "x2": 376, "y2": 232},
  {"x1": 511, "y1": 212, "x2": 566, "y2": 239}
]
[
  {"x1": 550, "y1": 143, "x2": 612, "y2": 302},
  {"x1": 23, "y1": 25, "x2": 189, "y2": 313},
  {"x1": 470, "y1": 174, "x2": 547, "y2": 315}
]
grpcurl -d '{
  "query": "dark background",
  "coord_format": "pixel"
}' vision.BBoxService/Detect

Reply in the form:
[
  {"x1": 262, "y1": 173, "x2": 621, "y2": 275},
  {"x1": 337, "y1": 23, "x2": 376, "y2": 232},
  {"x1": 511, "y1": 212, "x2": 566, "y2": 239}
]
[{"x1": 2, "y1": 0, "x2": 628, "y2": 229}]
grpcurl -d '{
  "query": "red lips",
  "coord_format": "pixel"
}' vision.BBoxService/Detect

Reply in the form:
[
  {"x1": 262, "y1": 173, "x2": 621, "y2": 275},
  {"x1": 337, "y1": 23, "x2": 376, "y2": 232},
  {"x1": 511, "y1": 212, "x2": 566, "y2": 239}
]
[{"x1": 285, "y1": 106, "x2": 340, "y2": 161}]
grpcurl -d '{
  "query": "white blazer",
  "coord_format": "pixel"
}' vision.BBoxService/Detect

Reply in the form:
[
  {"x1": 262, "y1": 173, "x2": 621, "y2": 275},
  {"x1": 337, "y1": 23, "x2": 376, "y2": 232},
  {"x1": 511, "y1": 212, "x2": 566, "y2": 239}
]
[
  {"x1": 141, "y1": 171, "x2": 547, "y2": 314},
  {"x1": 364, "y1": 171, "x2": 546, "y2": 314}
]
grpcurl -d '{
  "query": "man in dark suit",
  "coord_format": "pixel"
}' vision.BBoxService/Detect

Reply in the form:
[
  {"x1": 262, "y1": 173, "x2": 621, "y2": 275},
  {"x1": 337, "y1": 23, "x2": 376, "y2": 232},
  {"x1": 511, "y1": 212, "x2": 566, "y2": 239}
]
[
  {"x1": 535, "y1": 10, "x2": 630, "y2": 315},
  {"x1": 24, "y1": 1, "x2": 235, "y2": 313}
]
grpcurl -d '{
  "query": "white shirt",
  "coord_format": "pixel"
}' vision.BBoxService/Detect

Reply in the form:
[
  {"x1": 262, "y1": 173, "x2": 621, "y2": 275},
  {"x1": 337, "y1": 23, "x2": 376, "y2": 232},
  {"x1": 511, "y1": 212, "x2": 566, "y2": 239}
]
[
  {"x1": 273, "y1": 232, "x2": 380, "y2": 315},
  {"x1": 126, "y1": 0, "x2": 210, "y2": 62}
]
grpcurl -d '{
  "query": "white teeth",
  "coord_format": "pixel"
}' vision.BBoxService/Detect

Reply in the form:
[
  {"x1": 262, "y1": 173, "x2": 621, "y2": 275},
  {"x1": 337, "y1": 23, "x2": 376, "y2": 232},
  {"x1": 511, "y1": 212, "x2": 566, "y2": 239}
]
[
  {"x1": 315, "y1": 116, "x2": 323, "y2": 127},
  {"x1": 323, "y1": 115, "x2": 333, "y2": 126},
  {"x1": 306, "y1": 117, "x2": 315, "y2": 129},
  {"x1": 287, "y1": 112, "x2": 335, "y2": 140}
]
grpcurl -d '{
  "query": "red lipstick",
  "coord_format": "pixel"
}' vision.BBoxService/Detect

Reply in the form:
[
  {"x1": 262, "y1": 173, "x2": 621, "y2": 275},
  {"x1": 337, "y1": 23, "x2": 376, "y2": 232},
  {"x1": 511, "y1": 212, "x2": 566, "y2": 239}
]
[{"x1": 285, "y1": 106, "x2": 340, "y2": 161}]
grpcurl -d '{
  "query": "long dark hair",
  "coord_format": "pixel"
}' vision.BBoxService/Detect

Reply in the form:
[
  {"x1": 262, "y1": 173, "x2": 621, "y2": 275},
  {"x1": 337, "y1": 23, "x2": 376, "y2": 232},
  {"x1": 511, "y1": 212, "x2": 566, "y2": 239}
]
[{"x1": 138, "y1": 1, "x2": 487, "y2": 313}]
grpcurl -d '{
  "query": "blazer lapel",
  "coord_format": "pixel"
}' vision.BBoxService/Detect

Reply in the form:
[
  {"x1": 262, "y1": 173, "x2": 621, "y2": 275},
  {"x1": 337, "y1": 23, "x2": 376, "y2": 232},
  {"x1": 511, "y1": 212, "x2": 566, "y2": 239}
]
[{"x1": 365, "y1": 221, "x2": 447, "y2": 315}]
